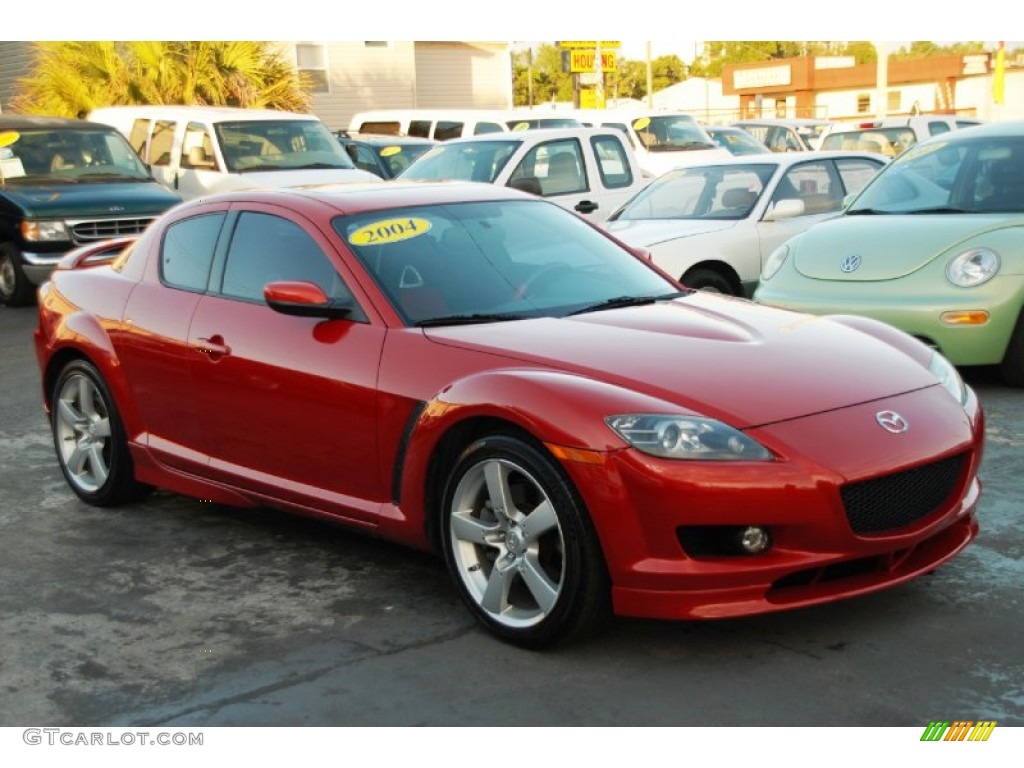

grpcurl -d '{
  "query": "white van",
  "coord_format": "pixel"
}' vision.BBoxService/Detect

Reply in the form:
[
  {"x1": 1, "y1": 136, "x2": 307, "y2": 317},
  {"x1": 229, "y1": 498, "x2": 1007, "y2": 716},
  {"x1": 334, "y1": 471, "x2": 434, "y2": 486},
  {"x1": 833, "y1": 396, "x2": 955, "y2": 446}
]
[
  {"x1": 563, "y1": 109, "x2": 730, "y2": 178},
  {"x1": 88, "y1": 105, "x2": 379, "y2": 199},
  {"x1": 347, "y1": 108, "x2": 582, "y2": 141}
]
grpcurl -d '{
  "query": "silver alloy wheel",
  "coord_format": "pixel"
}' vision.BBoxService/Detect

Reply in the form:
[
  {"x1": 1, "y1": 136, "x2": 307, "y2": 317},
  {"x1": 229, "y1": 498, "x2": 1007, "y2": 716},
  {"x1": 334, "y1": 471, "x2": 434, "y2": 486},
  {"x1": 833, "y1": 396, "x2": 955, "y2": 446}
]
[
  {"x1": 448, "y1": 457, "x2": 565, "y2": 628},
  {"x1": 54, "y1": 372, "x2": 113, "y2": 493}
]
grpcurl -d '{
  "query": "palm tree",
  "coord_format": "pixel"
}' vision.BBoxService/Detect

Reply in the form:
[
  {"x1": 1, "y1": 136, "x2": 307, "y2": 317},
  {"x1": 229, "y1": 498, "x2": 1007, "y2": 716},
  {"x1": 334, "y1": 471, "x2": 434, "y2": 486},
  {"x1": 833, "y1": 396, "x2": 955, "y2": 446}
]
[{"x1": 11, "y1": 41, "x2": 312, "y2": 117}]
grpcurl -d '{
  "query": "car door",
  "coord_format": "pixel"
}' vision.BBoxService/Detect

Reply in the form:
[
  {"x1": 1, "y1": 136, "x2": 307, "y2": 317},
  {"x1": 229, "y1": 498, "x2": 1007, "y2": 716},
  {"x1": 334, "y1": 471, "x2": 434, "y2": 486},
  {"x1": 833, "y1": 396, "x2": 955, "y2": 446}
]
[
  {"x1": 504, "y1": 138, "x2": 603, "y2": 219},
  {"x1": 174, "y1": 121, "x2": 224, "y2": 199},
  {"x1": 186, "y1": 205, "x2": 389, "y2": 523},
  {"x1": 116, "y1": 208, "x2": 230, "y2": 474},
  {"x1": 755, "y1": 158, "x2": 847, "y2": 267}
]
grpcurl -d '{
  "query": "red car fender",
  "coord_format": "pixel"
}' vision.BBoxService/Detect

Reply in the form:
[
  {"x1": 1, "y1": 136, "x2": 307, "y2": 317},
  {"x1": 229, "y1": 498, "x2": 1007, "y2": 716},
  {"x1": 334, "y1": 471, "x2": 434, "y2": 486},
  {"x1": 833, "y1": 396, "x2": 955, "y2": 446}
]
[{"x1": 382, "y1": 367, "x2": 695, "y2": 548}]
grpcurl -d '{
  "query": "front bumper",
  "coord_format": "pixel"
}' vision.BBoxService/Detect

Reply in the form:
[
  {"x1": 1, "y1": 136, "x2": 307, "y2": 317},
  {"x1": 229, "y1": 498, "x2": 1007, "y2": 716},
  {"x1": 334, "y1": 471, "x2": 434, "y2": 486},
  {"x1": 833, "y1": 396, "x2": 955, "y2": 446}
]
[{"x1": 562, "y1": 384, "x2": 984, "y2": 621}]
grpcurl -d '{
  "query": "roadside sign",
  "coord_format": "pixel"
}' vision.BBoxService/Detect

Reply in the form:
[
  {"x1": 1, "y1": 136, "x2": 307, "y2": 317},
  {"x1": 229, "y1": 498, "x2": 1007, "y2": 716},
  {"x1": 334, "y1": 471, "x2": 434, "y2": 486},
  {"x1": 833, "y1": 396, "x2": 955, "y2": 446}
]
[
  {"x1": 558, "y1": 41, "x2": 621, "y2": 49},
  {"x1": 569, "y1": 50, "x2": 617, "y2": 73}
]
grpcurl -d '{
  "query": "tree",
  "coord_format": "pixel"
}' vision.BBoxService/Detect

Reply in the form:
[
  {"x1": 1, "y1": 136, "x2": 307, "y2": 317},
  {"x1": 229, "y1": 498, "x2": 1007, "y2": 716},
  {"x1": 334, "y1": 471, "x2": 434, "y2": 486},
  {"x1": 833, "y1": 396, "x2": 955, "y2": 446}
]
[
  {"x1": 11, "y1": 41, "x2": 312, "y2": 117},
  {"x1": 512, "y1": 43, "x2": 573, "y2": 107}
]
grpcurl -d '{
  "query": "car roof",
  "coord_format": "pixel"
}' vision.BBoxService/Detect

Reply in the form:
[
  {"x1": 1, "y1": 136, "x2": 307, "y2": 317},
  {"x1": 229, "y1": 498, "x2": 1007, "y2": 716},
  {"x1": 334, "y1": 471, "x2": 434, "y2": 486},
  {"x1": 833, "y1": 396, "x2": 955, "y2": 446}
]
[
  {"x1": 432, "y1": 126, "x2": 628, "y2": 145},
  {"x1": 338, "y1": 132, "x2": 438, "y2": 146},
  {"x1": 169, "y1": 179, "x2": 538, "y2": 216},
  {"x1": 0, "y1": 115, "x2": 118, "y2": 131},
  {"x1": 651, "y1": 149, "x2": 884, "y2": 171}
]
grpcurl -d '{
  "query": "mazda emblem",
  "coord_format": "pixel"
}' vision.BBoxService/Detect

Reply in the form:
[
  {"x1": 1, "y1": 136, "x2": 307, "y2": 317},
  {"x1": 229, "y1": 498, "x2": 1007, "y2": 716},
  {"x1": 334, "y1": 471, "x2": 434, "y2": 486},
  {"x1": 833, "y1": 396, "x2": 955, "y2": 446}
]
[
  {"x1": 876, "y1": 410, "x2": 909, "y2": 434},
  {"x1": 840, "y1": 254, "x2": 862, "y2": 273}
]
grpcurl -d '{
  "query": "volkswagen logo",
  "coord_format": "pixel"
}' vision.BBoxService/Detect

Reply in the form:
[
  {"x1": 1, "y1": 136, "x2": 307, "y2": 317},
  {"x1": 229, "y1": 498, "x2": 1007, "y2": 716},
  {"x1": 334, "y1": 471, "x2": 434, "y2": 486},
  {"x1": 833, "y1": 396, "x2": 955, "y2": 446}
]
[
  {"x1": 840, "y1": 254, "x2": 862, "y2": 273},
  {"x1": 876, "y1": 410, "x2": 909, "y2": 434}
]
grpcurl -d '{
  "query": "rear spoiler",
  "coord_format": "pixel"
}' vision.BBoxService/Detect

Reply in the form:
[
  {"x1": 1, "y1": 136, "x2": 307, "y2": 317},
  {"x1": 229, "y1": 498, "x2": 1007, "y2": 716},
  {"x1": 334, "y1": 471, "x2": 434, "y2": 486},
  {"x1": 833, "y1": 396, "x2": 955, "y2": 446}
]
[{"x1": 55, "y1": 237, "x2": 138, "y2": 271}]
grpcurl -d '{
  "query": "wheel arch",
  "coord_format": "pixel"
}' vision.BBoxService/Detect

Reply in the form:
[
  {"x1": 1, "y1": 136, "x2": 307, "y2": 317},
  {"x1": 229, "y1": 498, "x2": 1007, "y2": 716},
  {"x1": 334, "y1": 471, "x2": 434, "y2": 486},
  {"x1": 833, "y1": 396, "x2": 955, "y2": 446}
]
[{"x1": 680, "y1": 260, "x2": 743, "y2": 295}]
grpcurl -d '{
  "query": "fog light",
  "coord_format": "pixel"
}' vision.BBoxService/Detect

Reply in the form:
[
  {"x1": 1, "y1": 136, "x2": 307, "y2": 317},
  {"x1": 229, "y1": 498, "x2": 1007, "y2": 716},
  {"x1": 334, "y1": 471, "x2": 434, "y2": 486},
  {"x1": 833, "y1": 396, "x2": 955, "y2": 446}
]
[
  {"x1": 738, "y1": 526, "x2": 771, "y2": 554},
  {"x1": 940, "y1": 310, "x2": 989, "y2": 326}
]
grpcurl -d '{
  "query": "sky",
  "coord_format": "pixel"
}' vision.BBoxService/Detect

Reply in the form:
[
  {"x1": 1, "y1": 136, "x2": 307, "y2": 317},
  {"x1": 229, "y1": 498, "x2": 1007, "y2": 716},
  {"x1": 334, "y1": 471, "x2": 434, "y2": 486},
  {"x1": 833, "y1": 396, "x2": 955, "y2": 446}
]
[{"x1": 11, "y1": 1, "x2": 1009, "y2": 50}]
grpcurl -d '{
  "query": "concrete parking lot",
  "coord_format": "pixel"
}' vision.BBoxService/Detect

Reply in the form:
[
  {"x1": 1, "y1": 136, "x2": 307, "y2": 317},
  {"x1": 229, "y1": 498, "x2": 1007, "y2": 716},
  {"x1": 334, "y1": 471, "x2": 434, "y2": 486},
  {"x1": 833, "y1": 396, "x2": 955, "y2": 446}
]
[{"x1": 1, "y1": 302, "x2": 1021, "y2": 727}]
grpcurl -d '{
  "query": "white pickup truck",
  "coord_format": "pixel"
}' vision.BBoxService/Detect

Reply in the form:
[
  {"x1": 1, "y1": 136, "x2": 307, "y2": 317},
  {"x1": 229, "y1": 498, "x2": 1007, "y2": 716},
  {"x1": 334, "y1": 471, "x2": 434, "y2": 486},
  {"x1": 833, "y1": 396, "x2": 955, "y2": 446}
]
[{"x1": 397, "y1": 126, "x2": 648, "y2": 222}]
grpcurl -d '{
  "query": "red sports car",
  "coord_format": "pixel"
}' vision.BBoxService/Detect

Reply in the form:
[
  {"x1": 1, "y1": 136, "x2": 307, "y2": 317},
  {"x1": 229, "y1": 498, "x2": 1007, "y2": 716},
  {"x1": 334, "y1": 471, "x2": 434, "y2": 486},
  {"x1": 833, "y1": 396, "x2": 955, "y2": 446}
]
[{"x1": 34, "y1": 182, "x2": 984, "y2": 648}]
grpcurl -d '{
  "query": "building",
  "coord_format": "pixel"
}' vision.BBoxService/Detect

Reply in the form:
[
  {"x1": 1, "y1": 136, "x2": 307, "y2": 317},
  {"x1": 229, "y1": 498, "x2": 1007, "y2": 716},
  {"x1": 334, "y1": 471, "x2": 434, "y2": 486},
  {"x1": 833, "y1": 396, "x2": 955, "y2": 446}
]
[
  {"x1": 0, "y1": 42, "x2": 514, "y2": 129},
  {"x1": 722, "y1": 52, "x2": 1024, "y2": 123}
]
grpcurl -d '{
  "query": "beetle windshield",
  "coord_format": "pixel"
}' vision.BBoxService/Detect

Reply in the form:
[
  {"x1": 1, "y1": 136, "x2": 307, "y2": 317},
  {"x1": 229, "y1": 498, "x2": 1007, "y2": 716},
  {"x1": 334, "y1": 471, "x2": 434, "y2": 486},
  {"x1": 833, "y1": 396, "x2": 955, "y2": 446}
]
[
  {"x1": 335, "y1": 199, "x2": 680, "y2": 325},
  {"x1": 848, "y1": 135, "x2": 1024, "y2": 215}
]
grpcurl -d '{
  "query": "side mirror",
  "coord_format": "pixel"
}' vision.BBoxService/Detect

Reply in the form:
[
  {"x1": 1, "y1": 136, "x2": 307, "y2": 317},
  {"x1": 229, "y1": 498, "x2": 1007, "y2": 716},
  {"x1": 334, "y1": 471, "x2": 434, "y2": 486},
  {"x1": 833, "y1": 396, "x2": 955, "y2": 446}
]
[
  {"x1": 764, "y1": 198, "x2": 805, "y2": 221},
  {"x1": 264, "y1": 281, "x2": 353, "y2": 319}
]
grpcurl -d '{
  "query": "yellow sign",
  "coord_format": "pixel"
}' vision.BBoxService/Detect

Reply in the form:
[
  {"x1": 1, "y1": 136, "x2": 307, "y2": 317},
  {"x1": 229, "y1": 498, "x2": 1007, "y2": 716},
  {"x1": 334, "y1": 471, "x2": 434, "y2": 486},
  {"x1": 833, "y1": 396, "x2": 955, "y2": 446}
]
[
  {"x1": 0, "y1": 131, "x2": 20, "y2": 148},
  {"x1": 348, "y1": 217, "x2": 432, "y2": 246},
  {"x1": 559, "y1": 41, "x2": 621, "y2": 49},
  {"x1": 379, "y1": 146, "x2": 402, "y2": 157},
  {"x1": 569, "y1": 50, "x2": 617, "y2": 73},
  {"x1": 580, "y1": 89, "x2": 606, "y2": 109}
]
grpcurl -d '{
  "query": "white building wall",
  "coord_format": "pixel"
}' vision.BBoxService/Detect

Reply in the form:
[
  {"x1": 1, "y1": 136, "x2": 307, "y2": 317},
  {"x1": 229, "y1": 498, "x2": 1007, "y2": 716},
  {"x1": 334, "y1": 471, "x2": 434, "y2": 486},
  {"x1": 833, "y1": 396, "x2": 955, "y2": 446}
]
[{"x1": 413, "y1": 42, "x2": 512, "y2": 110}]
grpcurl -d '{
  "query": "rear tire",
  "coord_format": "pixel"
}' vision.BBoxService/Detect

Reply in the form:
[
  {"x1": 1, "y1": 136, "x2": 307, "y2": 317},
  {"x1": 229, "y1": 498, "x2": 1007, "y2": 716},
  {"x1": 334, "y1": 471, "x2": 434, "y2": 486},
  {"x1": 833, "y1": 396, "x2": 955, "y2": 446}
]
[
  {"x1": 999, "y1": 309, "x2": 1024, "y2": 387},
  {"x1": 441, "y1": 434, "x2": 610, "y2": 648},
  {"x1": 51, "y1": 359, "x2": 150, "y2": 506},
  {"x1": 0, "y1": 244, "x2": 36, "y2": 307}
]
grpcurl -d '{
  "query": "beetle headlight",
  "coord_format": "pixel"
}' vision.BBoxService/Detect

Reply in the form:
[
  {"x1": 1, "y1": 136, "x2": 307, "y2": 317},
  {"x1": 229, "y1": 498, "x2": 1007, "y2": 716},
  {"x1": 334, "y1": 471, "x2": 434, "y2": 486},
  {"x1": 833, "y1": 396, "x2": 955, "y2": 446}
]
[
  {"x1": 761, "y1": 243, "x2": 789, "y2": 281},
  {"x1": 606, "y1": 414, "x2": 773, "y2": 461},
  {"x1": 928, "y1": 350, "x2": 967, "y2": 405},
  {"x1": 21, "y1": 220, "x2": 71, "y2": 242},
  {"x1": 946, "y1": 247, "x2": 999, "y2": 288}
]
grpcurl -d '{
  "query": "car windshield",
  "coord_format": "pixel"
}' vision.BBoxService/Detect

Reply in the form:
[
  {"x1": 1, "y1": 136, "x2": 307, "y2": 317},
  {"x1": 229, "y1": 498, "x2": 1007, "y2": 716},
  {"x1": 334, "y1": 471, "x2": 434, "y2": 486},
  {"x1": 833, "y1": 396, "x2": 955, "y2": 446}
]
[
  {"x1": 372, "y1": 142, "x2": 435, "y2": 177},
  {"x1": 215, "y1": 119, "x2": 357, "y2": 173},
  {"x1": 820, "y1": 127, "x2": 916, "y2": 157},
  {"x1": 848, "y1": 135, "x2": 1024, "y2": 215},
  {"x1": 709, "y1": 129, "x2": 770, "y2": 156},
  {"x1": 398, "y1": 140, "x2": 520, "y2": 183},
  {"x1": 631, "y1": 115, "x2": 717, "y2": 152},
  {"x1": 335, "y1": 199, "x2": 679, "y2": 325},
  {"x1": 610, "y1": 163, "x2": 776, "y2": 221},
  {"x1": 0, "y1": 127, "x2": 151, "y2": 183}
]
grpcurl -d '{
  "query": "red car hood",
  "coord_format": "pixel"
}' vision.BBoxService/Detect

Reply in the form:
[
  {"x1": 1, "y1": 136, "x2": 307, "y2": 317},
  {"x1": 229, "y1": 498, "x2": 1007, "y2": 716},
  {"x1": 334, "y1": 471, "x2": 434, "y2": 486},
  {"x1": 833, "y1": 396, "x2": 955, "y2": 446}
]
[{"x1": 423, "y1": 295, "x2": 936, "y2": 428}]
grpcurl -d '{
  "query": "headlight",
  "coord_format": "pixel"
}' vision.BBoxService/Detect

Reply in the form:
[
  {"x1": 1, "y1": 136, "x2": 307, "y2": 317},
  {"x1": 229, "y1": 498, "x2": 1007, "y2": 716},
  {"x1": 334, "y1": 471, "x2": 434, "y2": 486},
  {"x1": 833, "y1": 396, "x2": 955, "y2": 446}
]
[
  {"x1": 928, "y1": 350, "x2": 967, "y2": 405},
  {"x1": 606, "y1": 414, "x2": 774, "y2": 461},
  {"x1": 761, "y1": 243, "x2": 789, "y2": 281},
  {"x1": 946, "y1": 247, "x2": 999, "y2": 288},
  {"x1": 21, "y1": 220, "x2": 71, "y2": 242}
]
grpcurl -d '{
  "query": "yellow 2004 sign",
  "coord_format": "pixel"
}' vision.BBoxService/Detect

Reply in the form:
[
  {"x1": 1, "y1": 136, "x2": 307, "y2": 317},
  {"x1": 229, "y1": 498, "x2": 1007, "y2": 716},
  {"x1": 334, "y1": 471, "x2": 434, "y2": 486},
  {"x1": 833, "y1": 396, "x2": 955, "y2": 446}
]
[{"x1": 348, "y1": 217, "x2": 432, "y2": 246}]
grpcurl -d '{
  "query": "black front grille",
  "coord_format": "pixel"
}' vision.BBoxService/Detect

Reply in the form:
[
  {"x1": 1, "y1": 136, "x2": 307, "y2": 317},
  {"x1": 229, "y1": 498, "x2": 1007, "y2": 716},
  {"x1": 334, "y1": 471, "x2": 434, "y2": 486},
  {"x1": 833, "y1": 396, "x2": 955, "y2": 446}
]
[
  {"x1": 840, "y1": 453, "x2": 966, "y2": 535},
  {"x1": 69, "y1": 217, "x2": 157, "y2": 244}
]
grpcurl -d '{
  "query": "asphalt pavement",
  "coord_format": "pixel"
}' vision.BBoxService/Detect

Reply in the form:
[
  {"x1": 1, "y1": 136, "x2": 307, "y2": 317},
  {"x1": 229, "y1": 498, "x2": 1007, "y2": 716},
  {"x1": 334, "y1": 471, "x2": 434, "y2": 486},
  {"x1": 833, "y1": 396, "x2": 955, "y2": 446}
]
[{"x1": 1, "y1": 302, "x2": 1021, "y2": 727}]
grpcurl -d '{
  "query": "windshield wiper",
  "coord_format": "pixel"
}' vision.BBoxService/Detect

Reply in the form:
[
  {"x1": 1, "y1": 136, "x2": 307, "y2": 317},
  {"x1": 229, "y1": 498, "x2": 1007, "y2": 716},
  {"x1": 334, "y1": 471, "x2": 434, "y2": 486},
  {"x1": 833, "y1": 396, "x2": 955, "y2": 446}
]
[
  {"x1": 75, "y1": 172, "x2": 148, "y2": 181},
  {"x1": 416, "y1": 312, "x2": 523, "y2": 327},
  {"x1": 290, "y1": 162, "x2": 348, "y2": 170},
  {"x1": 906, "y1": 206, "x2": 971, "y2": 214},
  {"x1": 567, "y1": 291, "x2": 687, "y2": 316},
  {"x1": 845, "y1": 208, "x2": 888, "y2": 215}
]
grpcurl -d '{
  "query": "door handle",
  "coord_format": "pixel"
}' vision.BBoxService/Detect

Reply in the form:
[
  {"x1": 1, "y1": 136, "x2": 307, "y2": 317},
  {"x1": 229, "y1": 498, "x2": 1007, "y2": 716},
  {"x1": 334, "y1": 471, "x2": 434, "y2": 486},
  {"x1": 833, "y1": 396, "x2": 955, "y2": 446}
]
[
  {"x1": 575, "y1": 200, "x2": 599, "y2": 214},
  {"x1": 195, "y1": 335, "x2": 231, "y2": 360}
]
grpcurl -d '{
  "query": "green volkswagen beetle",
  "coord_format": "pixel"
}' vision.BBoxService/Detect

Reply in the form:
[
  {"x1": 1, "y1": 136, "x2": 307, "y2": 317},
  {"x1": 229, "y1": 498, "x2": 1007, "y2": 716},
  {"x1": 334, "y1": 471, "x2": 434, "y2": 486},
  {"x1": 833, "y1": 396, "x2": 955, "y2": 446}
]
[{"x1": 754, "y1": 121, "x2": 1024, "y2": 386}]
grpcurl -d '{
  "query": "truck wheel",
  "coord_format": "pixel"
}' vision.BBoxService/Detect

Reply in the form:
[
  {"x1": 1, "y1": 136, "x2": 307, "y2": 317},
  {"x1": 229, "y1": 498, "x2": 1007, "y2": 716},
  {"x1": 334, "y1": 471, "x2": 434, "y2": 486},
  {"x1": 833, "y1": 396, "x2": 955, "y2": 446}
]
[{"x1": 0, "y1": 244, "x2": 36, "y2": 307}]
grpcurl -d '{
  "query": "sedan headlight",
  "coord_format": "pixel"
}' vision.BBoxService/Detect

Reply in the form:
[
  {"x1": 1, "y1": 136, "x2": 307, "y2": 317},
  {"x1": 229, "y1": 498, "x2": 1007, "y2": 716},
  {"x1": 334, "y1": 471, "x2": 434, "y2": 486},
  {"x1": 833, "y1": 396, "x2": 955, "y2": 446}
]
[
  {"x1": 928, "y1": 350, "x2": 967, "y2": 405},
  {"x1": 761, "y1": 243, "x2": 789, "y2": 281},
  {"x1": 946, "y1": 247, "x2": 999, "y2": 288},
  {"x1": 606, "y1": 414, "x2": 773, "y2": 461},
  {"x1": 21, "y1": 220, "x2": 71, "y2": 242}
]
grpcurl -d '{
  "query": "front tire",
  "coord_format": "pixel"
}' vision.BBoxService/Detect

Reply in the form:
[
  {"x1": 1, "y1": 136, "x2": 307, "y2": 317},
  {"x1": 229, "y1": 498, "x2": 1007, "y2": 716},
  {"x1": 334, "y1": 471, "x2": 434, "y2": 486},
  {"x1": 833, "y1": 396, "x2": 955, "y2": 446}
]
[
  {"x1": 0, "y1": 243, "x2": 36, "y2": 307},
  {"x1": 681, "y1": 266, "x2": 737, "y2": 295},
  {"x1": 51, "y1": 359, "x2": 149, "y2": 506},
  {"x1": 441, "y1": 434, "x2": 610, "y2": 648},
  {"x1": 999, "y1": 309, "x2": 1024, "y2": 387}
]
